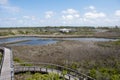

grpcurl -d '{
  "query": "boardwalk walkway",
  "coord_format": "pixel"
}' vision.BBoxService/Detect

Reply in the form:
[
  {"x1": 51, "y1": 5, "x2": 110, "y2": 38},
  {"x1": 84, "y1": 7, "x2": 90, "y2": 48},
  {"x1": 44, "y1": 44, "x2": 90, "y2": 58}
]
[
  {"x1": 15, "y1": 66, "x2": 79, "y2": 80},
  {"x1": 14, "y1": 63, "x2": 95, "y2": 80},
  {"x1": 0, "y1": 47, "x2": 94, "y2": 80},
  {"x1": 0, "y1": 47, "x2": 14, "y2": 80}
]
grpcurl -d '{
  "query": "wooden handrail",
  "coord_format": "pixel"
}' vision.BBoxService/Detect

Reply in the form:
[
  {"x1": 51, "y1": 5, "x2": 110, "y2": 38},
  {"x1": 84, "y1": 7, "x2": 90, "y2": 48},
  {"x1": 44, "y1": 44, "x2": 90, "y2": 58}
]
[
  {"x1": 0, "y1": 48, "x2": 4, "y2": 75},
  {"x1": 14, "y1": 62, "x2": 95, "y2": 80},
  {"x1": 0, "y1": 47, "x2": 95, "y2": 80}
]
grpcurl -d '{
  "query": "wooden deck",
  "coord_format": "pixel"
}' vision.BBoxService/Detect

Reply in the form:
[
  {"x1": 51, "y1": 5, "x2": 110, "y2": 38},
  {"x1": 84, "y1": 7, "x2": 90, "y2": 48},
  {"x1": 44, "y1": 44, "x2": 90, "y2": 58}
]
[{"x1": 0, "y1": 48, "x2": 14, "y2": 80}]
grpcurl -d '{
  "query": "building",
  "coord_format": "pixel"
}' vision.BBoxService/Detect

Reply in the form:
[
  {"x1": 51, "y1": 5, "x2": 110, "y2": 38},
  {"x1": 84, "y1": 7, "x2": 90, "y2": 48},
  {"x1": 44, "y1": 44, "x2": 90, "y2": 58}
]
[{"x1": 59, "y1": 28, "x2": 72, "y2": 33}]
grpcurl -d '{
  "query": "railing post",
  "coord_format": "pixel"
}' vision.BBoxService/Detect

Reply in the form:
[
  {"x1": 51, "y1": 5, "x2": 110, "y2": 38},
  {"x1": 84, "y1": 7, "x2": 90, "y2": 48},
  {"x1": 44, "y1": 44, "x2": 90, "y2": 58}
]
[
  {"x1": 79, "y1": 77, "x2": 81, "y2": 80},
  {"x1": 28, "y1": 66, "x2": 29, "y2": 72},
  {"x1": 68, "y1": 75, "x2": 70, "y2": 80},
  {"x1": 46, "y1": 68, "x2": 47, "y2": 72},
  {"x1": 34, "y1": 67, "x2": 35, "y2": 72},
  {"x1": 22, "y1": 66, "x2": 24, "y2": 72},
  {"x1": 11, "y1": 70, "x2": 14, "y2": 80},
  {"x1": 40, "y1": 67, "x2": 41, "y2": 72},
  {"x1": 52, "y1": 67, "x2": 53, "y2": 72}
]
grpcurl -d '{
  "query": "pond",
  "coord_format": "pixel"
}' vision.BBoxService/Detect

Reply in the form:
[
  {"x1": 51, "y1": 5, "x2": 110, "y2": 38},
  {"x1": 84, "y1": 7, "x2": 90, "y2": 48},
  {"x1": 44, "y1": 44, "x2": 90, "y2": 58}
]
[
  {"x1": 0, "y1": 36, "x2": 117, "y2": 46},
  {"x1": 0, "y1": 36, "x2": 57, "y2": 46},
  {"x1": 62, "y1": 38, "x2": 116, "y2": 41}
]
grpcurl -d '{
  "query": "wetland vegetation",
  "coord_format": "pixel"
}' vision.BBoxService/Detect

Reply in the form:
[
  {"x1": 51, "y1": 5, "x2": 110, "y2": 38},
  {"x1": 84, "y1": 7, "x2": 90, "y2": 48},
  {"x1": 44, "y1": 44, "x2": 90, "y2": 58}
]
[
  {"x1": 0, "y1": 27, "x2": 120, "y2": 38},
  {"x1": 0, "y1": 26, "x2": 120, "y2": 80},
  {"x1": 11, "y1": 39, "x2": 120, "y2": 80}
]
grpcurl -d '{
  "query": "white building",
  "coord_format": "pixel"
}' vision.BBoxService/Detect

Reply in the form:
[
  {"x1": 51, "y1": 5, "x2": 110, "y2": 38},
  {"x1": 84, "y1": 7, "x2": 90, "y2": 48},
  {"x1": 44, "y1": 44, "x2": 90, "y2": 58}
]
[{"x1": 59, "y1": 28, "x2": 72, "y2": 33}]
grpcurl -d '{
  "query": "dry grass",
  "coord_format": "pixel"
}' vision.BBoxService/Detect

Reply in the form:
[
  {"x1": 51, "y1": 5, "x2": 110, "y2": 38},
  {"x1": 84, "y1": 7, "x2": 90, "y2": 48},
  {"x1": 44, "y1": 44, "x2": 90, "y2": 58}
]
[
  {"x1": 10, "y1": 40, "x2": 120, "y2": 67},
  {"x1": 10, "y1": 40, "x2": 120, "y2": 79}
]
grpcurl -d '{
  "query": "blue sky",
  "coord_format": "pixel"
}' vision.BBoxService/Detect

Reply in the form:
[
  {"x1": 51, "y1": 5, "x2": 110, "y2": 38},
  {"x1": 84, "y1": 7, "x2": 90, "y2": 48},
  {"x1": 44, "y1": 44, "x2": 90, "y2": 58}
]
[{"x1": 0, "y1": 0, "x2": 120, "y2": 27}]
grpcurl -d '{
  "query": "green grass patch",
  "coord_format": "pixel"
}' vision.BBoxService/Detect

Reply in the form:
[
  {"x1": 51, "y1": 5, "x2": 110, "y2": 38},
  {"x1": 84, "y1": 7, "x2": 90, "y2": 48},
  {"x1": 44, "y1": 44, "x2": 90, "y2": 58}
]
[
  {"x1": 0, "y1": 52, "x2": 3, "y2": 62},
  {"x1": 20, "y1": 63, "x2": 33, "y2": 66},
  {"x1": 113, "y1": 40, "x2": 120, "y2": 45},
  {"x1": 89, "y1": 68, "x2": 120, "y2": 80},
  {"x1": 26, "y1": 73, "x2": 61, "y2": 80},
  {"x1": 14, "y1": 57, "x2": 23, "y2": 63}
]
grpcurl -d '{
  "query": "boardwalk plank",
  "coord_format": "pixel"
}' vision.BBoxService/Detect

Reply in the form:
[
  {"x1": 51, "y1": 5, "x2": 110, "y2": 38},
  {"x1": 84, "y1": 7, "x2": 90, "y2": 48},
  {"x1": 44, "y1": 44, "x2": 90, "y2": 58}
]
[{"x1": 0, "y1": 48, "x2": 14, "y2": 80}]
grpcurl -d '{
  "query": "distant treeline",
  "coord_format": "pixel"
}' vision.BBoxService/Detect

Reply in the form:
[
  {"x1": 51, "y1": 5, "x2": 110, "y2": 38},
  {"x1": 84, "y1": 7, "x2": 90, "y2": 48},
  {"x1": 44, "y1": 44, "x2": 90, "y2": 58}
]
[
  {"x1": 0, "y1": 26, "x2": 120, "y2": 37},
  {"x1": 0, "y1": 26, "x2": 119, "y2": 29}
]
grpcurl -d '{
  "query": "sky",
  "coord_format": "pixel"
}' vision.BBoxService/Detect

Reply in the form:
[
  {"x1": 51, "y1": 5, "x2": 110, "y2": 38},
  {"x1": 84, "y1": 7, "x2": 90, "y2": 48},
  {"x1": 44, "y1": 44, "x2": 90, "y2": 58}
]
[{"x1": 0, "y1": 0, "x2": 120, "y2": 27}]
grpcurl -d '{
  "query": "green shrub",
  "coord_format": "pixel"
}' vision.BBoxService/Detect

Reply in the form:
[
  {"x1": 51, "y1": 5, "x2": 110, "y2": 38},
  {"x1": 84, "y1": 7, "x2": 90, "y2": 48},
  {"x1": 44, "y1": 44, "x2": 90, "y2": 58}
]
[
  {"x1": 14, "y1": 57, "x2": 22, "y2": 63},
  {"x1": 89, "y1": 68, "x2": 120, "y2": 80},
  {"x1": 70, "y1": 62, "x2": 79, "y2": 69},
  {"x1": 113, "y1": 40, "x2": 120, "y2": 45},
  {"x1": 20, "y1": 63, "x2": 33, "y2": 66},
  {"x1": 26, "y1": 73, "x2": 61, "y2": 80},
  {"x1": 111, "y1": 75, "x2": 120, "y2": 80},
  {"x1": 89, "y1": 69, "x2": 97, "y2": 78}
]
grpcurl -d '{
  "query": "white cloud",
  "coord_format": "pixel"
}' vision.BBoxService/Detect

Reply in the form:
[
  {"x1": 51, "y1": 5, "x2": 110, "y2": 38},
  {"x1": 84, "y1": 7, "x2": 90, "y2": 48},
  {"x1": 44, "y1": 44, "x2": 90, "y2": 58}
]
[
  {"x1": 1, "y1": 5, "x2": 20, "y2": 13},
  {"x1": 61, "y1": 9, "x2": 81, "y2": 25},
  {"x1": 83, "y1": 5, "x2": 106, "y2": 25},
  {"x1": 62, "y1": 9, "x2": 80, "y2": 20},
  {"x1": 23, "y1": 16, "x2": 30, "y2": 19},
  {"x1": 0, "y1": 0, "x2": 20, "y2": 13},
  {"x1": 104, "y1": 18, "x2": 112, "y2": 23},
  {"x1": 89, "y1": 6, "x2": 95, "y2": 10},
  {"x1": 62, "y1": 8, "x2": 78, "y2": 14},
  {"x1": 31, "y1": 16, "x2": 36, "y2": 20},
  {"x1": 18, "y1": 20, "x2": 23, "y2": 24},
  {"x1": 7, "y1": 17, "x2": 16, "y2": 20},
  {"x1": 23, "y1": 16, "x2": 36, "y2": 20},
  {"x1": 85, "y1": 5, "x2": 96, "y2": 12},
  {"x1": 0, "y1": 0, "x2": 8, "y2": 5},
  {"x1": 1, "y1": 6, "x2": 120, "y2": 27},
  {"x1": 62, "y1": 15, "x2": 73, "y2": 20},
  {"x1": 83, "y1": 6, "x2": 108, "y2": 25},
  {"x1": 74, "y1": 14, "x2": 80, "y2": 18},
  {"x1": 115, "y1": 10, "x2": 120, "y2": 17},
  {"x1": 45, "y1": 11, "x2": 54, "y2": 18},
  {"x1": 84, "y1": 12, "x2": 106, "y2": 19},
  {"x1": 0, "y1": 17, "x2": 17, "y2": 21}
]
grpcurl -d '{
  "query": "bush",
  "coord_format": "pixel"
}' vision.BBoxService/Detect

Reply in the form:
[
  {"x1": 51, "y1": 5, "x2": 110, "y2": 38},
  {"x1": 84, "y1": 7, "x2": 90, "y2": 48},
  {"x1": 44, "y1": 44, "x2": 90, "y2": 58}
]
[
  {"x1": 89, "y1": 69, "x2": 97, "y2": 78},
  {"x1": 26, "y1": 73, "x2": 61, "y2": 80},
  {"x1": 89, "y1": 68, "x2": 120, "y2": 80},
  {"x1": 14, "y1": 57, "x2": 22, "y2": 63},
  {"x1": 111, "y1": 75, "x2": 120, "y2": 80},
  {"x1": 113, "y1": 40, "x2": 120, "y2": 45}
]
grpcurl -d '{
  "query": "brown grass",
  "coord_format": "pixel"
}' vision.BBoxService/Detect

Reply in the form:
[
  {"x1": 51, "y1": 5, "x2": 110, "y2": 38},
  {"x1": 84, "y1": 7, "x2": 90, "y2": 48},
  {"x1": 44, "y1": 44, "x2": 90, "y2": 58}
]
[
  {"x1": 10, "y1": 40, "x2": 120, "y2": 68},
  {"x1": 10, "y1": 40, "x2": 120, "y2": 79}
]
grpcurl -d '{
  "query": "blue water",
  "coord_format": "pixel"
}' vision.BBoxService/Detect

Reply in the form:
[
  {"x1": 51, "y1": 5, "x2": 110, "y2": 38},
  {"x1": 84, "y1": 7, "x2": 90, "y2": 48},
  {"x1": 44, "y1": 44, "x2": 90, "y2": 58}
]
[
  {"x1": 0, "y1": 36, "x2": 39, "y2": 44},
  {"x1": 63, "y1": 38, "x2": 115, "y2": 41},
  {"x1": 0, "y1": 36, "x2": 57, "y2": 46},
  {"x1": 10, "y1": 39, "x2": 57, "y2": 46},
  {"x1": 0, "y1": 36, "x2": 117, "y2": 46}
]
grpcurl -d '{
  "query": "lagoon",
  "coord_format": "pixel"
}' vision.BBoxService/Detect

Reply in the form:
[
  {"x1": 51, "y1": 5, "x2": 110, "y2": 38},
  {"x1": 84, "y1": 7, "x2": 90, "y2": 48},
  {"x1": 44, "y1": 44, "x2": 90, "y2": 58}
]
[{"x1": 0, "y1": 36, "x2": 117, "y2": 46}]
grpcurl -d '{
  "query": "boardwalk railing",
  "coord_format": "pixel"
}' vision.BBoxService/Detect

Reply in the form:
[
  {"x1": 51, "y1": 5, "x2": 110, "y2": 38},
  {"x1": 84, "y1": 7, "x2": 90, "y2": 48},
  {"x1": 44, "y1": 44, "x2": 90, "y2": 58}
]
[
  {"x1": 0, "y1": 47, "x2": 95, "y2": 80},
  {"x1": 0, "y1": 48, "x2": 4, "y2": 76},
  {"x1": 14, "y1": 62, "x2": 95, "y2": 80}
]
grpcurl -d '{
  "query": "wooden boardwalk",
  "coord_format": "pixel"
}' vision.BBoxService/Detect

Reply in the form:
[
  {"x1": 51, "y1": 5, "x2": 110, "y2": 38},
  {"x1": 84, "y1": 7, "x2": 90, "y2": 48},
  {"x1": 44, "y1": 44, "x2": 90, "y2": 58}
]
[
  {"x1": 15, "y1": 66, "x2": 80, "y2": 80},
  {"x1": 0, "y1": 47, "x2": 14, "y2": 80},
  {"x1": 14, "y1": 63, "x2": 95, "y2": 80},
  {"x1": 0, "y1": 47, "x2": 95, "y2": 80}
]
